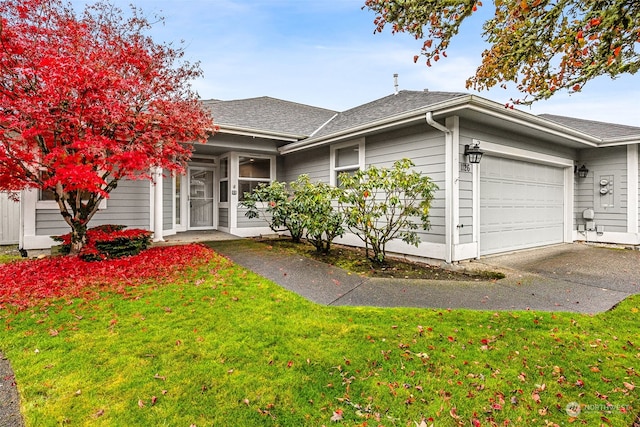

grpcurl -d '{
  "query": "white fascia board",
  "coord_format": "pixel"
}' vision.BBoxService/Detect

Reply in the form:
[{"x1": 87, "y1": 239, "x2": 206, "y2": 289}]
[
  {"x1": 218, "y1": 125, "x2": 303, "y2": 142},
  {"x1": 477, "y1": 140, "x2": 575, "y2": 167},
  {"x1": 436, "y1": 96, "x2": 601, "y2": 147},
  {"x1": 599, "y1": 137, "x2": 640, "y2": 147},
  {"x1": 280, "y1": 95, "x2": 609, "y2": 155}
]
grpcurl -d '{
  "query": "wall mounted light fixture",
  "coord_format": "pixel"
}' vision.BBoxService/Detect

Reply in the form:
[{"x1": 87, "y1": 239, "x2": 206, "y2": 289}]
[
  {"x1": 464, "y1": 143, "x2": 484, "y2": 164},
  {"x1": 576, "y1": 164, "x2": 589, "y2": 178}
]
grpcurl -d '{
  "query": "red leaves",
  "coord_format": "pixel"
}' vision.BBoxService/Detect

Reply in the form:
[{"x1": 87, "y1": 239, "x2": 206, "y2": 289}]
[
  {"x1": 0, "y1": 244, "x2": 218, "y2": 310},
  {"x1": 0, "y1": 0, "x2": 213, "y2": 216}
]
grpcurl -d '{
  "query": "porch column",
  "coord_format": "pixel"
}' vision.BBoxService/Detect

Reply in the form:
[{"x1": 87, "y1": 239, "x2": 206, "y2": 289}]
[{"x1": 153, "y1": 167, "x2": 164, "y2": 242}]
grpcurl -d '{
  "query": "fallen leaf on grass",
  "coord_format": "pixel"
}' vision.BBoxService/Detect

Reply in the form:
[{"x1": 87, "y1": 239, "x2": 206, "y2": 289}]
[
  {"x1": 449, "y1": 407, "x2": 461, "y2": 419},
  {"x1": 330, "y1": 409, "x2": 343, "y2": 422},
  {"x1": 531, "y1": 392, "x2": 541, "y2": 404}
]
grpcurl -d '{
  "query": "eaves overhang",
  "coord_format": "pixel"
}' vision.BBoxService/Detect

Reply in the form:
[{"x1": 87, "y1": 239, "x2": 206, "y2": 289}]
[
  {"x1": 217, "y1": 124, "x2": 305, "y2": 142},
  {"x1": 278, "y1": 95, "x2": 614, "y2": 155}
]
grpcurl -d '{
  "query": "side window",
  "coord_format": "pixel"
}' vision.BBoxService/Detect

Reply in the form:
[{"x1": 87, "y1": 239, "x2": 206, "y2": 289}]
[
  {"x1": 238, "y1": 156, "x2": 272, "y2": 201},
  {"x1": 330, "y1": 139, "x2": 364, "y2": 187},
  {"x1": 219, "y1": 157, "x2": 229, "y2": 203}
]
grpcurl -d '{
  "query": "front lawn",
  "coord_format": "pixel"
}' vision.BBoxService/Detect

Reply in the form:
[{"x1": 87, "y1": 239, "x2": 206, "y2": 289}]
[{"x1": 0, "y1": 244, "x2": 638, "y2": 426}]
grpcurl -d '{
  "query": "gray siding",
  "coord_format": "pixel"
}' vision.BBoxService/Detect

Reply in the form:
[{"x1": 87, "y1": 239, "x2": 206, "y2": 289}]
[
  {"x1": 218, "y1": 208, "x2": 229, "y2": 228},
  {"x1": 237, "y1": 207, "x2": 269, "y2": 228},
  {"x1": 36, "y1": 179, "x2": 151, "y2": 236},
  {"x1": 282, "y1": 146, "x2": 330, "y2": 183},
  {"x1": 365, "y1": 124, "x2": 446, "y2": 244},
  {"x1": 462, "y1": 120, "x2": 577, "y2": 159},
  {"x1": 280, "y1": 125, "x2": 446, "y2": 245},
  {"x1": 575, "y1": 146, "x2": 627, "y2": 232}
]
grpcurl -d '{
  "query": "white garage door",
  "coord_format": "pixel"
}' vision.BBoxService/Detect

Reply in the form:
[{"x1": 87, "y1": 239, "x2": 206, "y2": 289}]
[{"x1": 480, "y1": 156, "x2": 564, "y2": 255}]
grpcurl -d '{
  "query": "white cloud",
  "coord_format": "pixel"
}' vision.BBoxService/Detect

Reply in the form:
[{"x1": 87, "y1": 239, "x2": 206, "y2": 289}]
[{"x1": 70, "y1": 0, "x2": 639, "y2": 127}]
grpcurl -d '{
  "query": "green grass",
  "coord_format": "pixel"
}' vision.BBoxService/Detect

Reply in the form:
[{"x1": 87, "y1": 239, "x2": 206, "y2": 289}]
[{"x1": 1, "y1": 253, "x2": 638, "y2": 426}]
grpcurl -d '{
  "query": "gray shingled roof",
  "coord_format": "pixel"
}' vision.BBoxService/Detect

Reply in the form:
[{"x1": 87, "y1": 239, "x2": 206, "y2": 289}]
[
  {"x1": 310, "y1": 90, "x2": 468, "y2": 139},
  {"x1": 538, "y1": 114, "x2": 640, "y2": 140},
  {"x1": 204, "y1": 93, "x2": 640, "y2": 145},
  {"x1": 203, "y1": 97, "x2": 337, "y2": 138}
]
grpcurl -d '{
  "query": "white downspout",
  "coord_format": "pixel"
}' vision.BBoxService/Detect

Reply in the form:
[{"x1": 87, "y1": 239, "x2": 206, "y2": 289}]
[
  {"x1": 153, "y1": 167, "x2": 164, "y2": 242},
  {"x1": 426, "y1": 112, "x2": 454, "y2": 263}
]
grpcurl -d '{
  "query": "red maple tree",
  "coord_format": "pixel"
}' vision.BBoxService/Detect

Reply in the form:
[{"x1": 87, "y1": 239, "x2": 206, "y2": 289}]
[{"x1": 0, "y1": 0, "x2": 214, "y2": 253}]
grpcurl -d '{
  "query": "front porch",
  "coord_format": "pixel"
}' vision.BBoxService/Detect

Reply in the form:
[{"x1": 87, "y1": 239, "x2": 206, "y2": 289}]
[{"x1": 159, "y1": 230, "x2": 240, "y2": 245}]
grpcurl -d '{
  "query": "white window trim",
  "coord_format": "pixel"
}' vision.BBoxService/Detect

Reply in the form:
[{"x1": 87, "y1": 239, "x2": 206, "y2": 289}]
[
  {"x1": 236, "y1": 153, "x2": 276, "y2": 201},
  {"x1": 329, "y1": 138, "x2": 365, "y2": 187},
  {"x1": 218, "y1": 155, "x2": 230, "y2": 207}
]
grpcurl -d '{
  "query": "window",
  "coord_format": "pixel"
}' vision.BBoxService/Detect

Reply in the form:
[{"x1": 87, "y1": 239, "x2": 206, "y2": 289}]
[
  {"x1": 330, "y1": 139, "x2": 364, "y2": 187},
  {"x1": 238, "y1": 156, "x2": 272, "y2": 201},
  {"x1": 219, "y1": 157, "x2": 229, "y2": 203}
]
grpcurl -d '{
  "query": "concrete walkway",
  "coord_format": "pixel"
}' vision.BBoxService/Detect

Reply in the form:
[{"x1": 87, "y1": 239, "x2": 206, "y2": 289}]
[{"x1": 206, "y1": 240, "x2": 640, "y2": 314}]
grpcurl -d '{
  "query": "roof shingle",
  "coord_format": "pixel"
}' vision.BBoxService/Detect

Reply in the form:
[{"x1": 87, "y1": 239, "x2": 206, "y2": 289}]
[
  {"x1": 203, "y1": 97, "x2": 337, "y2": 138},
  {"x1": 310, "y1": 90, "x2": 467, "y2": 138},
  {"x1": 538, "y1": 113, "x2": 640, "y2": 140}
]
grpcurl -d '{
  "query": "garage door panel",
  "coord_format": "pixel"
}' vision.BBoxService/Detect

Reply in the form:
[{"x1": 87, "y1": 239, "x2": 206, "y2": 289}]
[{"x1": 480, "y1": 156, "x2": 564, "y2": 255}]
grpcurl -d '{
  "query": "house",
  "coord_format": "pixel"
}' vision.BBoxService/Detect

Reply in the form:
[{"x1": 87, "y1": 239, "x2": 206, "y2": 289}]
[{"x1": 17, "y1": 90, "x2": 640, "y2": 262}]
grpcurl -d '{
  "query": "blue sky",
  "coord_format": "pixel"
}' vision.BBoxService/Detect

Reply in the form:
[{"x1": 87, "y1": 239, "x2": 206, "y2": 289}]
[{"x1": 73, "y1": 0, "x2": 638, "y2": 126}]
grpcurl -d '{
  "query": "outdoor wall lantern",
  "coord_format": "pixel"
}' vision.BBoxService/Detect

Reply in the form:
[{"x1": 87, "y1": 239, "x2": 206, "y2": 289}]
[
  {"x1": 464, "y1": 143, "x2": 484, "y2": 164},
  {"x1": 576, "y1": 164, "x2": 589, "y2": 178}
]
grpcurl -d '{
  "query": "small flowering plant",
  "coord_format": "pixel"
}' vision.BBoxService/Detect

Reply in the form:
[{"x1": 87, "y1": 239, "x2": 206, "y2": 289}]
[{"x1": 53, "y1": 224, "x2": 152, "y2": 261}]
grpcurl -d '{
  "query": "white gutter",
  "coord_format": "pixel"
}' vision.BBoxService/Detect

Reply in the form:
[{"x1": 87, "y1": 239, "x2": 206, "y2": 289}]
[
  {"x1": 218, "y1": 125, "x2": 304, "y2": 142},
  {"x1": 426, "y1": 112, "x2": 454, "y2": 264},
  {"x1": 436, "y1": 96, "x2": 601, "y2": 147},
  {"x1": 600, "y1": 136, "x2": 640, "y2": 147},
  {"x1": 425, "y1": 111, "x2": 450, "y2": 134}
]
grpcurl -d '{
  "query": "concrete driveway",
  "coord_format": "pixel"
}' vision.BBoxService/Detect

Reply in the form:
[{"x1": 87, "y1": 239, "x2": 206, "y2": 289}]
[
  {"x1": 207, "y1": 240, "x2": 639, "y2": 314},
  {"x1": 470, "y1": 243, "x2": 640, "y2": 313}
]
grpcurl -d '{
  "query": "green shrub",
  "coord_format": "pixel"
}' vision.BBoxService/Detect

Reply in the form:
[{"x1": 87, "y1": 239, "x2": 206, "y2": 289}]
[
  {"x1": 290, "y1": 175, "x2": 344, "y2": 254},
  {"x1": 338, "y1": 159, "x2": 438, "y2": 264},
  {"x1": 240, "y1": 180, "x2": 305, "y2": 242}
]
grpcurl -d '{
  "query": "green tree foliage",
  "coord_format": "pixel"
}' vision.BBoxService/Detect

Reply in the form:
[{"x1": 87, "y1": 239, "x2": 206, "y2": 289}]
[
  {"x1": 290, "y1": 175, "x2": 344, "y2": 254},
  {"x1": 240, "y1": 180, "x2": 305, "y2": 242},
  {"x1": 241, "y1": 176, "x2": 344, "y2": 251},
  {"x1": 364, "y1": 0, "x2": 640, "y2": 104},
  {"x1": 338, "y1": 159, "x2": 438, "y2": 264}
]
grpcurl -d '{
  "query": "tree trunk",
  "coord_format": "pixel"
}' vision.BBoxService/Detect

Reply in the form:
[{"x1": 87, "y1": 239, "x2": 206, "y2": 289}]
[{"x1": 68, "y1": 221, "x2": 88, "y2": 255}]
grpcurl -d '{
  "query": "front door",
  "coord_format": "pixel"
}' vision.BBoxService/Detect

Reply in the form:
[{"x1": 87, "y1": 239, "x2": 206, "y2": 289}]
[{"x1": 189, "y1": 168, "x2": 215, "y2": 229}]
